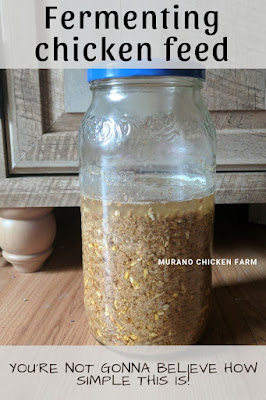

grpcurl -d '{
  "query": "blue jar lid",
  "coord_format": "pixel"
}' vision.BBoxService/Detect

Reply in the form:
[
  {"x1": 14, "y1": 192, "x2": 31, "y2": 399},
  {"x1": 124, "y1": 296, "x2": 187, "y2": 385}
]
[{"x1": 87, "y1": 69, "x2": 206, "y2": 82}]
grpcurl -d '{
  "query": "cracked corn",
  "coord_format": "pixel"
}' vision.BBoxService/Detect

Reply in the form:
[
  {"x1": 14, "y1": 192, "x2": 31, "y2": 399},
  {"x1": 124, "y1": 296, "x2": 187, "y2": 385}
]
[{"x1": 81, "y1": 194, "x2": 214, "y2": 345}]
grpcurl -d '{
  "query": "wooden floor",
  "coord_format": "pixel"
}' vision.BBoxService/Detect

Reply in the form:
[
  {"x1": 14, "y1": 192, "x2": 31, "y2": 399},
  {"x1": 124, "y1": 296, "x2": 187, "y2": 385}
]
[{"x1": 0, "y1": 206, "x2": 265, "y2": 345}]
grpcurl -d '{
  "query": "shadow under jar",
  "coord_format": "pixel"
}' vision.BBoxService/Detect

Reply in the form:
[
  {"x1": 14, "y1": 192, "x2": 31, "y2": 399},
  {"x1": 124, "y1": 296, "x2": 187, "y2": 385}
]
[{"x1": 79, "y1": 69, "x2": 216, "y2": 345}]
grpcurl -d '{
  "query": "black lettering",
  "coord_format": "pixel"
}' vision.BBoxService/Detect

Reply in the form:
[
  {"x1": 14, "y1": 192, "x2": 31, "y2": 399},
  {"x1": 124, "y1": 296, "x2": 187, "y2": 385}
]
[
  {"x1": 245, "y1": 363, "x2": 258, "y2": 373},
  {"x1": 35, "y1": 43, "x2": 48, "y2": 61},
  {"x1": 234, "y1": 364, "x2": 244, "y2": 373},
  {"x1": 65, "y1": 363, "x2": 74, "y2": 373},
  {"x1": 164, "y1": 36, "x2": 178, "y2": 61},
  {"x1": 204, "y1": 11, "x2": 218, "y2": 35},
  {"x1": 138, "y1": 43, "x2": 152, "y2": 61},
  {"x1": 142, "y1": 11, "x2": 157, "y2": 29},
  {"x1": 73, "y1": 37, "x2": 79, "y2": 61},
  {"x1": 119, "y1": 43, "x2": 132, "y2": 61},
  {"x1": 195, "y1": 43, "x2": 208, "y2": 61},
  {"x1": 184, "y1": 11, "x2": 199, "y2": 30},
  {"x1": 157, "y1": 363, "x2": 167, "y2": 373},
  {"x1": 209, "y1": 364, "x2": 218, "y2": 373},
  {"x1": 54, "y1": 37, "x2": 68, "y2": 61},
  {"x1": 160, "y1": 376, "x2": 168, "y2": 385},
  {"x1": 178, "y1": 43, "x2": 191, "y2": 61},
  {"x1": 102, "y1": 37, "x2": 115, "y2": 60},
  {"x1": 84, "y1": 43, "x2": 96, "y2": 61},
  {"x1": 225, "y1": 362, "x2": 233, "y2": 373},
  {"x1": 50, "y1": 364, "x2": 58, "y2": 374},
  {"x1": 176, "y1": 375, "x2": 188, "y2": 385},
  {"x1": 213, "y1": 37, "x2": 228, "y2": 61},
  {"x1": 80, "y1": 11, "x2": 92, "y2": 29},
  {"x1": 174, "y1": 4, "x2": 179, "y2": 29},
  {"x1": 90, "y1": 375, "x2": 101, "y2": 384},
  {"x1": 95, "y1": 11, "x2": 119, "y2": 29},
  {"x1": 168, "y1": 364, "x2": 176, "y2": 374},
  {"x1": 102, "y1": 376, "x2": 112, "y2": 384},
  {"x1": 124, "y1": 11, "x2": 137, "y2": 29},
  {"x1": 77, "y1": 376, "x2": 86, "y2": 385},
  {"x1": 61, "y1": 11, "x2": 75, "y2": 29},
  {"x1": 27, "y1": 364, "x2": 36, "y2": 373},
  {"x1": 161, "y1": 8, "x2": 170, "y2": 29},
  {"x1": 9, "y1": 364, "x2": 16, "y2": 373},
  {"x1": 17, "y1": 365, "x2": 27, "y2": 373},
  {"x1": 46, "y1": 6, "x2": 57, "y2": 29},
  {"x1": 39, "y1": 363, "x2": 48, "y2": 373}
]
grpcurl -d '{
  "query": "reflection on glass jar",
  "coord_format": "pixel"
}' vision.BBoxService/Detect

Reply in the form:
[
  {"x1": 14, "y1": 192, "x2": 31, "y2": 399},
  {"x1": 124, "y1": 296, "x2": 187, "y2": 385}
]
[{"x1": 79, "y1": 70, "x2": 216, "y2": 345}]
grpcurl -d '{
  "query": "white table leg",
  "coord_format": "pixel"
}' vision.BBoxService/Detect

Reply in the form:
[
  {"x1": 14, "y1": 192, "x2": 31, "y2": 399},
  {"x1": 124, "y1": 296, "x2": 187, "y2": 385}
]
[{"x1": 0, "y1": 208, "x2": 56, "y2": 273}]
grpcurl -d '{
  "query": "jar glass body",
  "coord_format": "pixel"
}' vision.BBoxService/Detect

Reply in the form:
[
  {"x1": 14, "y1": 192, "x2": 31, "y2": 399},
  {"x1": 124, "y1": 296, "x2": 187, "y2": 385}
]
[{"x1": 79, "y1": 76, "x2": 216, "y2": 345}]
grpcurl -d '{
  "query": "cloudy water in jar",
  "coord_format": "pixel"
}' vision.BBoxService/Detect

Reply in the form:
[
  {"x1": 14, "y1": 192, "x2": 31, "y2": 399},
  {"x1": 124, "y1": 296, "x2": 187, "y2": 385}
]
[{"x1": 79, "y1": 165, "x2": 215, "y2": 204}]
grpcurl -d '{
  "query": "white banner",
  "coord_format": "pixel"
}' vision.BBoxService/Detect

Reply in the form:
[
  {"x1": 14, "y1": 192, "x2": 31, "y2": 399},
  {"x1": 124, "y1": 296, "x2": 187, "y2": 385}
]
[
  {"x1": 1, "y1": 346, "x2": 266, "y2": 399},
  {"x1": 0, "y1": 0, "x2": 266, "y2": 68}
]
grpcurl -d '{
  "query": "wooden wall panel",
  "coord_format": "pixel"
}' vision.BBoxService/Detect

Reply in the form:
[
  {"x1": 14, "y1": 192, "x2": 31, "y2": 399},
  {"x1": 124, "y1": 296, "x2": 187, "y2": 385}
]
[
  {"x1": 0, "y1": 69, "x2": 265, "y2": 205},
  {"x1": 203, "y1": 70, "x2": 266, "y2": 110},
  {"x1": 0, "y1": 173, "x2": 265, "y2": 207}
]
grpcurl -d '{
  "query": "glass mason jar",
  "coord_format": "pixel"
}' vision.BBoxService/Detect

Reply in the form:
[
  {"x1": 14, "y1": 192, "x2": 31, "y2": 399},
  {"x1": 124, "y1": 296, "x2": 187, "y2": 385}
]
[{"x1": 79, "y1": 69, "x2": 216, "y2": 345}]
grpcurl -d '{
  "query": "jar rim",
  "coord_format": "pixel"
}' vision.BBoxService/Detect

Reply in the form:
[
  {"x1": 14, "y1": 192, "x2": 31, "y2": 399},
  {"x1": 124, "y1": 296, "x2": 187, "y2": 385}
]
[
  {"x1": 87, "y1": 69, "x2": 206, "y2": 82},
  {"x1": 90, "y1": 75, "x2": 204, "y2": 89}
]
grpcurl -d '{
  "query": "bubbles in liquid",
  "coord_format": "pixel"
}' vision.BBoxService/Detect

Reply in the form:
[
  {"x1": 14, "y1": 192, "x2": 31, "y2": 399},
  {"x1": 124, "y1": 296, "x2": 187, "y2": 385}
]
[{"x1": 80, "y1": 166, "x2": 214, "y2": 203}]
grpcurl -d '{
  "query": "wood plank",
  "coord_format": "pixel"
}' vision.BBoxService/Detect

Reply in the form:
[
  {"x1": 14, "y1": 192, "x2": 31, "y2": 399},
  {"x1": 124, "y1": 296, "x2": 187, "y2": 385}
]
[
  {"x1": 7, "y1": 110, "x2": 266, "y2": 174},
  {"x1": 0, "y1": 71, "x2": 7, "y2": 179},
  {"x1": 63, "y1": 70, "x2": 266, "y2": 113},
  {"x1": 39, "y1": 70, "x2": 65, "y2": 132},
  {"x1": 4, "y1": 70, "x2": 65, "y2": 173},
  {"x1": 0, "y1": 172, "x2": 265, "y2": 207},
  {"x1": 5, "y1": 70, "x2": 43, "y2": 169},
  {"x1": 48, "y1": 112, "x2": 83, "y2": 133},
  {"x1": 213, "y1": 111, "x2": 266, "y2": 170},
  {"x1": 0, "y1": 176, "x2": 80, "y2": 208},
  {"x1": 0, "y1": 120, "x2": 7, "y2": 179},
  {"x1": 50, "y1": 110, "x2": 266, "y2": 133},
  {"x1": 4, "y1": 70, "x2": 266, "y2": 174},
  {"x1": 11, "y1": 133, "x2": 78, "y2": 174},
  {"x1": 217, "y1": 130, "x2": 266, "y2": 171},
  {"x1": 215, "y1": 172, "x2": 266, "y2": 204},
  {"x1": 203, "y1": 70, "x2": 266, "y2": 111},
  {"x1": 0, "y1": 206, "x2": 265, "y2": 345}
]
